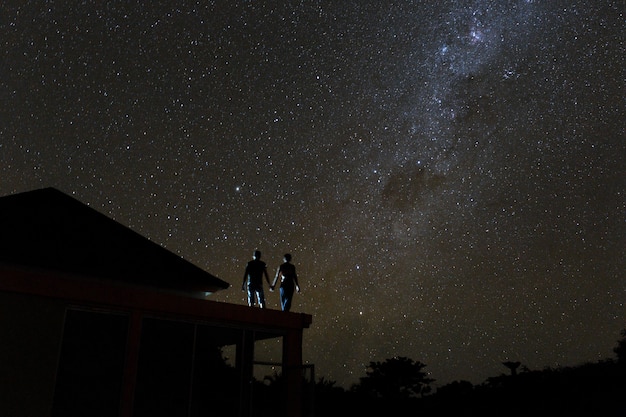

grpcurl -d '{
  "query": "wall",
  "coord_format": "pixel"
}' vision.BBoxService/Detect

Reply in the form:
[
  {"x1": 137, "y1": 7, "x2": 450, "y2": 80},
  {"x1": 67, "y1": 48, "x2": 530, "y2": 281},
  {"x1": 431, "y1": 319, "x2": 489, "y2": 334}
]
[{"x1": 0, "y1": 292, "x2": 66, "y2": 416}]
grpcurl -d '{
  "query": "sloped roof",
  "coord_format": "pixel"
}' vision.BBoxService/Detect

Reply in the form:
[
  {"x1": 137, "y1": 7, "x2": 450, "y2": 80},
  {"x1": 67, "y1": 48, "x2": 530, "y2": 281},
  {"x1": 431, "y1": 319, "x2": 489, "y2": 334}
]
[{"x1": 0, "y1": 188, "x2": 230, "y2": 294}]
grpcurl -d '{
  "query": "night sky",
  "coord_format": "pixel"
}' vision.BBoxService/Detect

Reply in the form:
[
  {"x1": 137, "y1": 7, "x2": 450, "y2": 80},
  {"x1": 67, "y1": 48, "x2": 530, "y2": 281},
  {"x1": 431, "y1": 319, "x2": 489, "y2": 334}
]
[{"x1": 2, "y1": 1, "x2": 624, "y2": 388}]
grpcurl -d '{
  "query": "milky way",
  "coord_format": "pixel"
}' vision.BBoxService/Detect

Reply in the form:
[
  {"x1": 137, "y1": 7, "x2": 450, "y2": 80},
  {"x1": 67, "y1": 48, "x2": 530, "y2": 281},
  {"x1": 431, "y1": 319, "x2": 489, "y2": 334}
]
[{"x1": 1, "y1": 1, "x2": 624, "y2": 387}]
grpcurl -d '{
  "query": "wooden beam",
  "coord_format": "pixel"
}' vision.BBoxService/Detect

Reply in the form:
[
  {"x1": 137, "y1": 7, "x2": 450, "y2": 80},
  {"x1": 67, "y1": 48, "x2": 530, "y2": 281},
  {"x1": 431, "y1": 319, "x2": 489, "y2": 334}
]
[
  {"x1": 283, "y1": 329, "x2": 305, "y2": 417},
  {"x1": 0, "y1": 265, "x2": 311, "y2": 332},
  {"x1": 120, "y1": 311, "x2": 142, "y2": 417}
]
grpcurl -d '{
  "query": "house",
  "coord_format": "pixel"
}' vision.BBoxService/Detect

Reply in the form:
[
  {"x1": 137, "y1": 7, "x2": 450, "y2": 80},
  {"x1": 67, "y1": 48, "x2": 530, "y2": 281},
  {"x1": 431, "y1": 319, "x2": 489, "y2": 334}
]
[{"x1": 0, "y1": 188, "x2": 313, "y2": 417}]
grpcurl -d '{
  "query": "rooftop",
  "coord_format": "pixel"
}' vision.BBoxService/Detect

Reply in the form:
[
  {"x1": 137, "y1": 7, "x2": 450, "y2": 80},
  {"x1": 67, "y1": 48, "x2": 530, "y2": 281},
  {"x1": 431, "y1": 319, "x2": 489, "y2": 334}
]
[{"x1": 0, "y1": 188, "x2": 230, "y2": 294}]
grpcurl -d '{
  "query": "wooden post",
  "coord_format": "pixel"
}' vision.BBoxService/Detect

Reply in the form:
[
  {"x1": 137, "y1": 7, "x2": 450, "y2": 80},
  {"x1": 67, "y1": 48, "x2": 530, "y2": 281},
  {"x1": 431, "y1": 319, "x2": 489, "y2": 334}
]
[
  {"x1": 120, "y1": 310, "x2": 142, "y2": 417},
  {"x1": 283, "y1": 329, "x2": 304, "y2": 417},
  {"x1": 237, "y1": 329, "x2": 254, "y2": 417}
]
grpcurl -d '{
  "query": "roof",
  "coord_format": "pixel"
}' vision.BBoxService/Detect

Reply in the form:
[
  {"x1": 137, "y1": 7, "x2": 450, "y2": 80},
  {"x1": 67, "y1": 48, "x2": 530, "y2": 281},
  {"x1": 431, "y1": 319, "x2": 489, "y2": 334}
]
[{"x1": 0, "y1": 188, "x2": 230, "y2": 294}]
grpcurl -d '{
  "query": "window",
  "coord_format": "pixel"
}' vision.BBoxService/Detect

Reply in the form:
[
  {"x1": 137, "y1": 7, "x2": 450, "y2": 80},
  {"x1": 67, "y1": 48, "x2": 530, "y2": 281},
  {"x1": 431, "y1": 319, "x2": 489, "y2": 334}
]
[
  {"x1": 133, "y1": 319, "x2": 241, "y2": 417},
  {"x1": 52, "y1": 309, "x2": 129, "y2": 417}
]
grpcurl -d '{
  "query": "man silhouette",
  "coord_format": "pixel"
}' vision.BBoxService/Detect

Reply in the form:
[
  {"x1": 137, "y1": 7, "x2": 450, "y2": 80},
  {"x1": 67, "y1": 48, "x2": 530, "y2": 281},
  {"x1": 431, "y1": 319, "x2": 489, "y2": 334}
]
[
  {"x1": 242, "y1": 250, "x2": 270, "y2": 308},
  {"x1": 270, "y1": 253, "x2": 300, "y2": 312}
]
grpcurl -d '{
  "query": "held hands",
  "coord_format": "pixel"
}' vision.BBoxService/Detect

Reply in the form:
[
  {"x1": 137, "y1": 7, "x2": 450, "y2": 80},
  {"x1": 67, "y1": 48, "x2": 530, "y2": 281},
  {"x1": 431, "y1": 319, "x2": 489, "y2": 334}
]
[{"x1": 267, "y1": 284, "x2": 300, "y2": 292}]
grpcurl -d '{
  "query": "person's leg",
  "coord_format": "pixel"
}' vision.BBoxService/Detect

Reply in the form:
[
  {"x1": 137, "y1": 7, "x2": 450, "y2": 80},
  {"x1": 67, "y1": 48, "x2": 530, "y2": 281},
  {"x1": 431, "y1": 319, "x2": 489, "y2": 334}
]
[
  {"x1": 247, "y1": 286, "x2": 254, "y2": 306},
  {"x1": 280, "y1": 286, "x2": 294, "y2": 311},
  {"x1": 279, "y1": 287, "x2": 287, "y2": 311},
  {"x1": 257, "y1": 287, "x2": 266, "y2": 308}
]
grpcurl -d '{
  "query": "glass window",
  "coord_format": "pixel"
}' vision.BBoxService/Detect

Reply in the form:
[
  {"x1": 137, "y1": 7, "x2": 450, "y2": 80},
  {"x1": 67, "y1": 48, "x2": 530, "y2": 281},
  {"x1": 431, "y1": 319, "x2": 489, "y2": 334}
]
[
  {"x1": 133, "y1": 318, "x2": 195, "y2": 417},
  {"x1": 52, "y1": 309, "x2": 129, "y2": 417}
]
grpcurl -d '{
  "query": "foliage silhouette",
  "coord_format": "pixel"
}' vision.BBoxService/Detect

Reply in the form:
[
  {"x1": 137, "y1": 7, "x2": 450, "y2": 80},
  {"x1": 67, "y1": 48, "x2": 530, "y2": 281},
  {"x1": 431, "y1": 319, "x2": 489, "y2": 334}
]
[
  {"x1": 502, "y1": 360, "x2": 521, "y2": 376},
  {"x1": 307, "y1": 330, "x2": 626, "y2": 417},
  {"x1": 352, "y1": 356, "x2": 434, "y2": 399},
  {"x1": 614, "y1": 328, "x2": 626, "y2": 363}
]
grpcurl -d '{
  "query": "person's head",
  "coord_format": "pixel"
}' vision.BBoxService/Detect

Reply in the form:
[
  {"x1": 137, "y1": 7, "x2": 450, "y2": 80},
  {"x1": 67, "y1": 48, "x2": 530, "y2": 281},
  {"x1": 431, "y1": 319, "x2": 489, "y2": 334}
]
[
  {"x1": 253, "y1": 250, "x2": 261, "y2": 260},
  {"x1": 284, "y1": 253, "x2": 292, "y2": 262}
]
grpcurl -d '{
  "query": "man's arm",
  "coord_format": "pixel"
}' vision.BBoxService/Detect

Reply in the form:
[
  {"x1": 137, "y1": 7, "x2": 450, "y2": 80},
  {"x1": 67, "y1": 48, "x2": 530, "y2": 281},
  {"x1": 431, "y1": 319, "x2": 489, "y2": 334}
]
[
  {"x1": 270, "y1": 266, "x2": 280, "y2": 290},
  {"x1": 293, "y1": 269, "x2": 300, "y2": 292}
]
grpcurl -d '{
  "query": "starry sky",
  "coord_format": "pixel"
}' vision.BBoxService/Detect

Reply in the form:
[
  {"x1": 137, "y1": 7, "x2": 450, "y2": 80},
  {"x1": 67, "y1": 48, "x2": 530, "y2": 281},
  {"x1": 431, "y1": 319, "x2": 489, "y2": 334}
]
[{"x1": 1, "y1": 1, "x2": 624, "y2": 388}]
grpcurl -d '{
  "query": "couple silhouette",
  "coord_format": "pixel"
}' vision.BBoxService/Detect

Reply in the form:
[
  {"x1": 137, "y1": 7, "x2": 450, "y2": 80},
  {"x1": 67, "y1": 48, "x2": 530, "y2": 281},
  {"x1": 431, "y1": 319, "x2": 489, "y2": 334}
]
[{"x1": 242, "y1": 250, "x2": 300, "y2": 311}]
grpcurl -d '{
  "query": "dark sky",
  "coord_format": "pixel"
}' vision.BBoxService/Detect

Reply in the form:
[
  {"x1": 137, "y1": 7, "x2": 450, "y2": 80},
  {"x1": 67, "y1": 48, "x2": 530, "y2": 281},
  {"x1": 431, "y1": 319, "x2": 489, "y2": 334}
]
[{"x1": 2, "y1": 1, "x2": 624, "y2": 388}]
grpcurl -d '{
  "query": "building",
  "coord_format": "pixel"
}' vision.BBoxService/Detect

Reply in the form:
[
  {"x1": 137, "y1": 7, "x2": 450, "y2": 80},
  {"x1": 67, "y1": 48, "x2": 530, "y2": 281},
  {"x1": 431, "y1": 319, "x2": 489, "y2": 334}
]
[{"x1": 0, "y1": 188, "x2": 313, "y2": 417}]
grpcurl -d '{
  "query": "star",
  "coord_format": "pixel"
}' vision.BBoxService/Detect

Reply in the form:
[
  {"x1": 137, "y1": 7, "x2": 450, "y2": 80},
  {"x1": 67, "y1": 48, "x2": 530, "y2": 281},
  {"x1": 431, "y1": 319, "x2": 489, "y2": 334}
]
[{"x1": 1, "y1": 0, "x2": 624, "y2": 389}]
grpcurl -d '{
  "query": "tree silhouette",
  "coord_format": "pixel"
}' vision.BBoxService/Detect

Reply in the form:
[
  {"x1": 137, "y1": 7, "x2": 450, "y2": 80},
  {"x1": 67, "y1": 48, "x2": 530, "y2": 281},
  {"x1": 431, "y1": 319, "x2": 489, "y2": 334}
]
[
  {"x1": 434, "y1": 379, "x2": 474, "y2": 400},
  {"x1": 613, "y1": 329, "x2": 626, "y2": 363},
  {"x1": 502, "y1": 361, "x2": 521, "y2": 376},
  {"x1": 353, "y1": 356, "x2": 434, "y2": 400}
]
